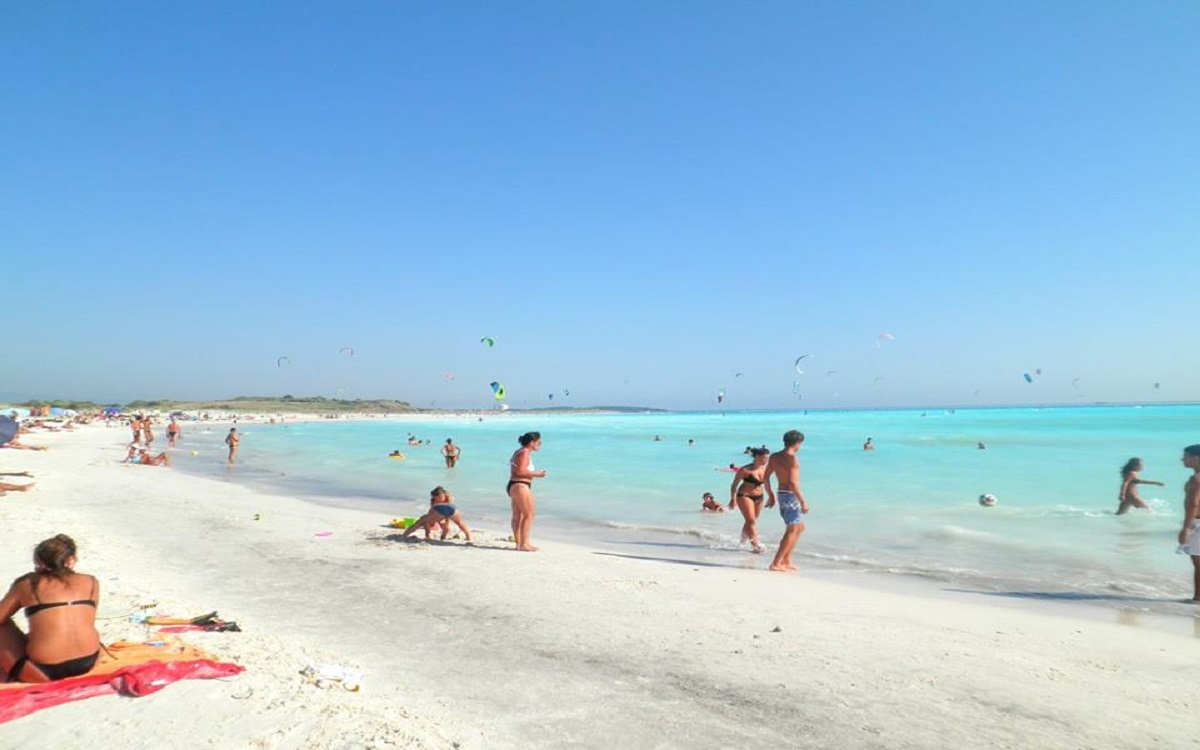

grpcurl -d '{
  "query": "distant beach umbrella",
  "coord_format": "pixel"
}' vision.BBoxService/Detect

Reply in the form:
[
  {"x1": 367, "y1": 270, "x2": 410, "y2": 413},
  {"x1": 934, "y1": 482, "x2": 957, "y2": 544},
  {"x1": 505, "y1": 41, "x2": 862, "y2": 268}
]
[{"x1": 0, "y1": 417, "x2": 18, "y2": 444}]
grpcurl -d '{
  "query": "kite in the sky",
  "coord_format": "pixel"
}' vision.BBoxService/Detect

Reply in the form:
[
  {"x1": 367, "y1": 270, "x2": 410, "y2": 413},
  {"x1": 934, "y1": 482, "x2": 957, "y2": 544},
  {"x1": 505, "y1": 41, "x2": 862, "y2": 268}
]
[
  {"x1": 794, "y1": 355, "x2": 809, "y2": 375},
  {"x1": 1023, "y1": 373, "x2": 1034, "y2": 383},
  {"x1": 875, "y1": 333, "x2": 894, "y2": 348},
  {"x1": 276, "y1": 356, "x2": 290, "y2": 368},
  {"x1": 339, "y1": 346, "x2": 354, "y2": 357},
  {"x1": 480, "y1": 337, "x2": 495, "y2": 348},
  {"x1": 717, "y1": 388, "x2": 726, "y2": 404},
  {"x1": 444, "y1": 373, "x2": 456, "y2": 381},
  {"x1": 490, "y1": 381, "x2": 506, "y2": 400}
]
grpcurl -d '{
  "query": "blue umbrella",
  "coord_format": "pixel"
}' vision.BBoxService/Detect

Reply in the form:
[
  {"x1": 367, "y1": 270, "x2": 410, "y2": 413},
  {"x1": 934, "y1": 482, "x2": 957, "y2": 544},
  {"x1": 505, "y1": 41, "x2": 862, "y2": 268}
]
[{"x1": 0, "y1": 417, "x2": 18, "y2": 444}]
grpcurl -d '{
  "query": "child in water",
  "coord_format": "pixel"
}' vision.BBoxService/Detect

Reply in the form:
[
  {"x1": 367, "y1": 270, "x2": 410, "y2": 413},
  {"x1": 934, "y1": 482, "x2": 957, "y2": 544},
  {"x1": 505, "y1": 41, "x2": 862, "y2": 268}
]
[{"x1": 701, "y1": 492, "x2": 725, "y2": 513}]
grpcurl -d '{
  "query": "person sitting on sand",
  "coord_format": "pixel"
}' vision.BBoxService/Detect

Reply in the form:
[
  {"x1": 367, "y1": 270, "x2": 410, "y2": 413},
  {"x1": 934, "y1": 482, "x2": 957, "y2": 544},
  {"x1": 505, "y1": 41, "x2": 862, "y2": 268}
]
[
  {"x1": 0, "y1": 534, "x2": 102, "y2": 683},
  {"x1": 1117, "y1": 457, "x2": 1164, "y2": 515},
  {"x1": 701, "y1": 492, "x2": 725, "y2": 513},
  {"x1": 0, "y1": 481, "x2": 36, "y2": 497},
  {"x1": 400, "y1": 486, "x2": 473, "y2": 543},
  {"x1": 138, "y1": 448, "x2": 171, "y2": 467}
]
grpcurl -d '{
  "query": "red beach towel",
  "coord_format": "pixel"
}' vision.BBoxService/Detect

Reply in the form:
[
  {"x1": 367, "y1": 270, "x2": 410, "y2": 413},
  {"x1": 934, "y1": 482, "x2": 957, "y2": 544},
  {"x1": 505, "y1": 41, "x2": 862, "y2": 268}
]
[{"x1": 0, "y1": 639, "x2": 243, "y2": 724}]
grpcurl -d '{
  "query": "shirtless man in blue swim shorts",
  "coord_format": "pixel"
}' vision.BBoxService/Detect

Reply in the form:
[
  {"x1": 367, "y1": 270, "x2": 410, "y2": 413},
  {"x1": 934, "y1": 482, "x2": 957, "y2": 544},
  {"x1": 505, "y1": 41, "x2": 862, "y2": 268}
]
[{"x1": 765, "y1": 430, "x2": 808, "y2": 573}]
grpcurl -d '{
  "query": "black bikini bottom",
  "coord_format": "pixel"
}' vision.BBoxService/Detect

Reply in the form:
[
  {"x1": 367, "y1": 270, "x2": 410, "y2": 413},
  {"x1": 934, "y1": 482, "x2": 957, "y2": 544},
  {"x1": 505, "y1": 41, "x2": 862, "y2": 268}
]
[{"x1": 8, "y1": 650, "x2": 100, "y2": 682}]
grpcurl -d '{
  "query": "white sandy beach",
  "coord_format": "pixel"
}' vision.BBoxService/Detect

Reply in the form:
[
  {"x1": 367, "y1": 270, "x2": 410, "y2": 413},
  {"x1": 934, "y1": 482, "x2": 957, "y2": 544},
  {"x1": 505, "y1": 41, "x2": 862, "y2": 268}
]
[{"x1": 2, "y1": 424, "x2": 1197, "y2": 749}]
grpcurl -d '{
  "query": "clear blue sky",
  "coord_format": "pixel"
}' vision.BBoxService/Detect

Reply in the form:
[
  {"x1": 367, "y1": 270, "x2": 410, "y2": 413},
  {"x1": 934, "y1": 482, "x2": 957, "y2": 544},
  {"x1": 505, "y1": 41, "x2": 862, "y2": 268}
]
[{"x1": 5, "y1": 2, "x2": 1198, "y2": 409}]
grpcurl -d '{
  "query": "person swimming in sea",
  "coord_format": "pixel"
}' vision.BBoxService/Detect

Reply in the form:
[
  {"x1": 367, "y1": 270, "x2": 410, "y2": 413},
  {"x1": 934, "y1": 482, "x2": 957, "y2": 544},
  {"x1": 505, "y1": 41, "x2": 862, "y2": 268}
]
[
  {"x1": 701, "y1": 492, "x2": 724, "y2": 513},
  {"x1": 1117, "y1": 457, "x2": 1164, "y2": 515}
]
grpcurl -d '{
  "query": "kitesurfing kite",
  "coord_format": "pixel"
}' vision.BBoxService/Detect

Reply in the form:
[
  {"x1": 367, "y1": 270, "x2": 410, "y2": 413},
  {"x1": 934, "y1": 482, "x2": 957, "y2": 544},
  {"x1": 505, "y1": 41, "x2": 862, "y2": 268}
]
[
  {"x1": 276, "y1": 356, "x2": 290, "y2": 368},
  {"x1": 875, "y1": 333, "x2": 894, "y2": 348},
  {"x1": 339, "y1": 346, "x2": 354, "y2": 357},
  {"x1": 490, "y1": 381, "x2": 506, "y2": 400},
  {"x1": 480, "y1": 337, "x2": 495, "y2": 348},
  {"x1": 794, "y1": 355, "x2": 809, "y2": 375}
]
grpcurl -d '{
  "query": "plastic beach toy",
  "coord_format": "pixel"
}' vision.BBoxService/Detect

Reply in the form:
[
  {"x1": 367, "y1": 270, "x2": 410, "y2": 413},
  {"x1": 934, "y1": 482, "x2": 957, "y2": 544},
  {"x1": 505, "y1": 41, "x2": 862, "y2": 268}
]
[{"x1": 390, "y1": 517, "x2": 418, "y2": 529}]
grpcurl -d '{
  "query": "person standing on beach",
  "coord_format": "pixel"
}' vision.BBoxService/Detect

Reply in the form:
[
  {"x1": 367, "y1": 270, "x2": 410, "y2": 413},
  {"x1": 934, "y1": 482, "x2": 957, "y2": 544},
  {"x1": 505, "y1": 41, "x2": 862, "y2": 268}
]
[
  {"x1": 1116, "y1": 458, "x2": 1164, "y2": 515},
  {"x1": 167, "y1": 418, "x2": 181, "y2": 448},
  {"x1": 508, "y1": 432, "x2": 547, "y2": 552},
  {"x1": 142, "y1": 417, "x2": 155, "y2": 449},
  {"x1": 728, "y1": 447, "x2": 771, "y2": 553},
  {"x1": 1176, "y1": 445, "x2": 1200, "y2": 601},
  {"x1": 225, "y1": 428, "x2": 239, "y2": 464},
  {"x1": 441, "y1": 438, "x2": 461, "y2": 468},
  {"x1": 764, "y1": 430, "x2": 809, "y2": 573},
  {"x1": 130, "y1": 415, "x2": 142, "y2": 446}
]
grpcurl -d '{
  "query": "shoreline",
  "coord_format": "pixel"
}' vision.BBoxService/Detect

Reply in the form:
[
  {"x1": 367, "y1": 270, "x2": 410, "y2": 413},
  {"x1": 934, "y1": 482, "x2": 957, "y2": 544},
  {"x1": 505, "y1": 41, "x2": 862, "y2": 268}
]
[
  {"x1": 170, "y1": 416, "x2": 1200, "y2": 636},
  {"x1": 3, "y1": 425, "x2": 1198, "y2": 748}
]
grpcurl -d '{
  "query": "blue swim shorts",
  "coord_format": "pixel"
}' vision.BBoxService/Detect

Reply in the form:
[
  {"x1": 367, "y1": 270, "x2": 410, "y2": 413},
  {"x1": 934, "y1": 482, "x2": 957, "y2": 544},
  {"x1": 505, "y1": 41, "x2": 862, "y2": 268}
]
[{"x1": 777, "y1": 491, "x2": 805, "y2": 526}]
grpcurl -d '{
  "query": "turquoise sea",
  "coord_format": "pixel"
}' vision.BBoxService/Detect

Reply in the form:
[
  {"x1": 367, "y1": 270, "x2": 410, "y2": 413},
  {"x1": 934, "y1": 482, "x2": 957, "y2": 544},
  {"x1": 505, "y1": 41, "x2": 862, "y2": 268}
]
[{"x1": 175, "y1": 405, "x2": 1200, "y2": 619}]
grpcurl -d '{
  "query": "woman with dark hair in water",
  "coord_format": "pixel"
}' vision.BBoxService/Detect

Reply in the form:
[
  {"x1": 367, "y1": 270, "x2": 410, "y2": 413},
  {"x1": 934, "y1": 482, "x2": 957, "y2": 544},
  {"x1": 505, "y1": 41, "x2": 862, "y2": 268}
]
[
  {"x1": 1117, "y1": 458, "x2": 1164, "y2": 515},
  {"x1": 508, "y1": 432, "x2": 547, "y2": 551},
  {"x1": 729, "y1": 447, "x2": 772, "y2": 553},
  {"x1": 0, "y1": 534, "x2": 101, "y2": 682}
]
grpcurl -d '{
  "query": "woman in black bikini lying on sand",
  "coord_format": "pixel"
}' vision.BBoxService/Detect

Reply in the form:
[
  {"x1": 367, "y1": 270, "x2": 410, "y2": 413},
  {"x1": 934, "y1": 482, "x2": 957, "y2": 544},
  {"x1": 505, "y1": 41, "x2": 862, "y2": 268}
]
[{"x1": 0, "y1": 534, "x2": 102, "y2": 682}]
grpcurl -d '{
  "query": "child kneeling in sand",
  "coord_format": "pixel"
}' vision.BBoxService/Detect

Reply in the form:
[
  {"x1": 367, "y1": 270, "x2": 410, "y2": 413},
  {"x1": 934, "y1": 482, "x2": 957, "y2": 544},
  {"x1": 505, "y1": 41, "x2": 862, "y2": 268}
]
[{"x1": 401, "y1": 486, "x2": 472, "y2": 543}]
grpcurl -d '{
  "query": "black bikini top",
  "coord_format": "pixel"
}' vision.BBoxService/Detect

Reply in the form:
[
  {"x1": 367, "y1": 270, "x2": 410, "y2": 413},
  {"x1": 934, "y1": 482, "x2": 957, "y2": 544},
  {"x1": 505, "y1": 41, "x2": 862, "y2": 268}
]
[
  {"x1": 25, "y1": 575, "x2": 97, "y2": 617},
  {"x1": 741, "y1": 474, "x2": 764, "y2": 486},
  {"x1": 26, "y1": 599, "x2": 97, "y2": 617}
]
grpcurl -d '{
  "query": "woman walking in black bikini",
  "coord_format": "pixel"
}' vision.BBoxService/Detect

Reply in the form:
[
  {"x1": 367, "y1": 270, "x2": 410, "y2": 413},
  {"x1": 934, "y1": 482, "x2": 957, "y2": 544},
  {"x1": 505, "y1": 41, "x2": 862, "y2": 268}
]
[
  {"x1": 729, "y1": 447, "x2": 772, "y2": 553},
  {"x1": 508, "y1": 432, "x2": 547, "y2": 552},
  {"x1": 0, "y1": 534, "x2": 102, "y2": 683}
]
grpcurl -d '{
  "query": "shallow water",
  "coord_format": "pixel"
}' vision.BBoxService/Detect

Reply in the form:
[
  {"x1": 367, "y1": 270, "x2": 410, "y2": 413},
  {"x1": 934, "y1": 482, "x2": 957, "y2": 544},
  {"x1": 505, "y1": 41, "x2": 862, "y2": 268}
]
[{"x1": 171, "y1": 406, "x2": 1200, "y2": 619}]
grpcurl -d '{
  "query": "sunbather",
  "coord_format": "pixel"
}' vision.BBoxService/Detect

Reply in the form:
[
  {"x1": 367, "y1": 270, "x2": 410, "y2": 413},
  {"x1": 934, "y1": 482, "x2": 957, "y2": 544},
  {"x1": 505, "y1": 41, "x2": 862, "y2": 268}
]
[
  {"x1": 0, "y1": 481, "x2": 36, "y2": 496},
  {"x1": 0, "y1": 440, "x2": 47, "y2": 451},
  {"x1": 138, "y1": 449, "x2": 170, "y2": 467},
  {"x1": 0, "y1": 534, "x2": 102, "y2": 683}
]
